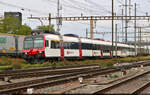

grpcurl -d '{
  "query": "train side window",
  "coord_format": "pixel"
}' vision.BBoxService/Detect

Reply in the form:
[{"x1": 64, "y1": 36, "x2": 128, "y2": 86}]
[
  {"x1": 64, "y1": 43, "x2": 67, "y2": 49},
  {"x1": 51, "y1": 41, "x2": 55, "y2": 48},
  {"x1": 81, "y1": 43, "x2": 85, "y2": 49},
  {"x1": 92, "y1": 44, "x2": 96, "y2": 50},
  {"x1": 89, "y1": 44, "x2": 92, "y2": 50},
  {"x1": 56, "y1": 42, "x2": 60, "y2": 48},
  {"x1": 71, "y1": 42, "x2": 79, "y2": 49},
  {"x1": 81, "y1": 43, "x2": 93, "y2": 50},
  {"x1": 45, "y1": 40, "x2": 49, "y2": 47},
  {"x1": 64, "y1": 42, "x2": 71, "y2": 49},
  {"x1": 51, "y1": 41, "x2": 60, "y2": 49},
  {"x1": 103, "y1": 50, "x2": 110, "y2": 53}
]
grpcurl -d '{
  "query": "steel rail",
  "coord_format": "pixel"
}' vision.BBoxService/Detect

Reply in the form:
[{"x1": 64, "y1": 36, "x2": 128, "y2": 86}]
[
  {"x1": 94, "y1": 70, "x2": 150, "y2": 94},
  {"x1": 0, "y1": 68, "x2": 117, "y2": 93}
]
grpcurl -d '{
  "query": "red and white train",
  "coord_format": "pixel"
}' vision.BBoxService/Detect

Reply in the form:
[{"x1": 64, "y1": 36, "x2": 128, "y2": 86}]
[{"x1": 23, "y1": 31, "x2": 135, "y2": 63}]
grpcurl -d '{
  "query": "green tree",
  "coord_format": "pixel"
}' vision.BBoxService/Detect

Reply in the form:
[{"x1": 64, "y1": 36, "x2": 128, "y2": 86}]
[
  {"x1": 0, "y1": 15, "x2": 32, "y2": 35},
  {"x1": 17, "y1": 24, "x2": 32, "y2": 35},
  {"x1": 3, "y1": 15, "x2": 21, "y2": 34},
  {"x1": 37, "y1": 25, "x2": 55, "y2": 32},
  {"x1": 0, "y1": 19, "x2": 3, "y2": 33}
]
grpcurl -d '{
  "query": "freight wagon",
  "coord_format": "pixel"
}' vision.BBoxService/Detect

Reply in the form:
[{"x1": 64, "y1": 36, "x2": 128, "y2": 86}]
[{"x1": 0, "y1": 33, "x2": 24, "y2": 57}]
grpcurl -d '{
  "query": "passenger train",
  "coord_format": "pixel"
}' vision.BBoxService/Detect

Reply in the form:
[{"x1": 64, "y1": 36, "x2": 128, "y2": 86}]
[{"x1": 22, "y1": 30, "x2": 136, "y2": 63}]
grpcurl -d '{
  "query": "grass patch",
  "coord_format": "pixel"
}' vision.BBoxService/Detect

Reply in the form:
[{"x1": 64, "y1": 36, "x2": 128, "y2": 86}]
[
  {"x1": 0, "y1": 56, "x2": 150, "y2": 71},
  {"x1": 0, "y1": 66, "x2": 12, "y2": 71}
]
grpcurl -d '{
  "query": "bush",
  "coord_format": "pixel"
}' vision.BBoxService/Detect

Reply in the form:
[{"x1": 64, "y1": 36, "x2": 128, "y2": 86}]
[
  {"x1": 21, "y1": 60, "x2": 27, "y2": 64},
  {"x1": 112, "y1": 74, "x2": 118, "y2": 78},
  {"x1": 11, "y1": 63, "x2": 22, "y2": 69},
  {"x1": 100, "y1": 62, "x2": 113, "y2": 68},
  {"x1": 0, "y1": 57, "x2": 12, "y2": 66}
]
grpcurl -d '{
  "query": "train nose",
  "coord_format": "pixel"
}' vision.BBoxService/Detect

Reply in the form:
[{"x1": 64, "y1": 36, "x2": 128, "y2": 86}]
[{"x1": 28, "y1": 49, "x2": 38, "y2": 55}]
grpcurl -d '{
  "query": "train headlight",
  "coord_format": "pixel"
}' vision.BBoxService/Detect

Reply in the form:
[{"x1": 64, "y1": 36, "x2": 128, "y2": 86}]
[
  {"x1": 39, "y1": 51, "x2": 42, "y2": 54},
  {"x1": 25, "y1": 52, "x2": 27, "y2": 55}
]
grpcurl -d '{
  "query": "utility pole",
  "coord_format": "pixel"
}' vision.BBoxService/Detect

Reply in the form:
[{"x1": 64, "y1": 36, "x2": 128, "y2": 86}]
[
  {"x1": 138, "y1": 27, "x2": 141, "y2": 56},
  {"x1": 57, "y1": 0, "x2": 61, "y2": 33},
  {"x1": 90, "y1": 18, "x2": 94, "y2": 39},
  {"x1": 129, "y1": 0, "x2": 131, "y2": 16},
  {"x1": 140, "y1": 27, "x2": 142, "y2": 56},
  {"x1": 120, "y1": 0, "x2": 132, "y2": 43},
  {"x1": 115, "y1": 24, "x2": 118, "y2": 58},
  {"x1": 112, "y1": 0, "x2": 114, "y2": 58},
  {"x1": 125, "y1": 0, "x2": 128, "y2": 43},
  {"x1": 134, "y1": 3, "x2": 137, "y2": 56},
  {"x1": 146, "y1": 36, "x2": 149, "y2": 54},
  {"x1": 49, "y1": 13, "x2": 51, "y2": 31},
  {"x1": 122, "y1": 9, "x2": 124, "y2": 42},
  {"x1": 86, "y1": 28, "x2": 88, "y2": 38}
]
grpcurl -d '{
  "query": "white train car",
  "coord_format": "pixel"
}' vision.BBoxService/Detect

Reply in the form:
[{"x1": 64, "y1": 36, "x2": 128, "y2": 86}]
[
  {"x1": 63, "y1": 36, "x2": 80, "y2": 58},
  {"x1": 45, "y1": 34, "x2": 61, "y2": 58},
  {"x1": 80, "y1": 38, "x2": 93, "y2": 57},
  {"x1": 23, "y1": 32, "x2": 136, "y2": 63}
]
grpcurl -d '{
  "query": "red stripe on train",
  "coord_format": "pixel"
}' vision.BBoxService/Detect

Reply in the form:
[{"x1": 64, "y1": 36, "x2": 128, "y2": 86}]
[
  {"x1": 110, "y1": 52, "x2": 112, "y2": 58},
  {"x1": 79, "y1": 42, "x2": 82, "y2": 58},
  {"x1": 101, "y1": 51, "x2": 103, "y2": 58},
  {"x1": 60, "y1": 42, "x2": 64, "y2": 58}
]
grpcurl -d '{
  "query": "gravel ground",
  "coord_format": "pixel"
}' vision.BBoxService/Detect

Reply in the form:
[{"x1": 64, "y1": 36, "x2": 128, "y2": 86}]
[
  {"x1": 0, "y1": 81, "x2": 10, "y2": 85},
  {"x1": 64, "y1": 68, "x2": 140, "y2": 94},
  {"x1": 33, "y1": 66, "x2": 145, "y2": 94},
  {"x1": 34, "y1": 81, "x2": 85, "y2": 94},
  {"x1": 0, "y1": 62, "x2": 148, "y2": 94},
  {"x1": 138, "y1": 82, "x2": 150, "y2": 94},
  {"x1": 104, "y1": 74, "x2": 150, "y2": 94}
]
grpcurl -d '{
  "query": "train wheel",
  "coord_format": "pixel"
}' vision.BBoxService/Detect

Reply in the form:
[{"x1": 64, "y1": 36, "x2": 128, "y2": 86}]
[
  {"x1": 26, "y1": 59, "x2": 44, "y2": 64},
  {"x1": 32, "y1": 59, "x2": 39, "y2": 64},
  {"x1": 26, "y1": 59, "x2": 32, "y2": 64},
  {"x1": 38, "y1": 59, "x2": 45, "y2": 64}
]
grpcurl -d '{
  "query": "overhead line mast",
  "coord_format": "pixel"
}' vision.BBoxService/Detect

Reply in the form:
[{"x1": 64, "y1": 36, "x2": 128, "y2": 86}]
[
  {"x1": 57, "y1": 0, "x2": 61, "y2": 33},
  {"x1": 112, "y1": 0, "x2": 114, "y2": 57}
]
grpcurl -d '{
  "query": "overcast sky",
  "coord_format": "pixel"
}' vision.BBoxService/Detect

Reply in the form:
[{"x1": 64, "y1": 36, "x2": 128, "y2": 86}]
[{"x1": 0, "y1": 0, "x2": 150, "y2": 41}]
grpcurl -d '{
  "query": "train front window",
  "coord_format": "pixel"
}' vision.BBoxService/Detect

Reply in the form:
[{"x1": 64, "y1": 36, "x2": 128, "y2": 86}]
[
  {"x1": 24, "y1": 38, "x2": 33, "y2": 49},
  {"x1": 34, "y1": 37, "x2": 44, "y2": 49},
  {"x1": 24, "y1": 37, "x2": 44, "y2": 49}
]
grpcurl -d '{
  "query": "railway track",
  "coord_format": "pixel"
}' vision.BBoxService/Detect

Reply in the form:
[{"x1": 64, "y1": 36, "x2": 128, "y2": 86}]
[
  {"x1": 0, "y1": 60, "x2": 150, "y2": 94},
  {"x1": 132, "y1": 80, "x2": 150, "y2": 94},
  {"x1": 0, "y1": 64, "x2": 99, "y2": 80},
  {"x1": 0, "y1": 67, "x2": 118, "y2": 94},
  {"x1": 0, "y1": 60, "x2": 149, "y2": 81},
  {"x1": 94, "y1": 69, "x2": 150, "y2": 94}
]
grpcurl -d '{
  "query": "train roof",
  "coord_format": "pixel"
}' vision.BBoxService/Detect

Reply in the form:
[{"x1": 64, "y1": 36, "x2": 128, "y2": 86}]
[
  {"x1": 31, "y1": 30, "x2": 60, "y2": 36},
  {"x1": 30, "y1": 33, "x2": 135, "y2": 47}
]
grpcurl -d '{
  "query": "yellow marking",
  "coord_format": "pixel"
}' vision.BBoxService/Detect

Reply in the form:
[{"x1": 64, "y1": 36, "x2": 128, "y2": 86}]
[
  {"x1": 51, "y1": 40, "x2": 60, "y2": 42},
  {"x1": 2, "y1": 50, "x2": 6, "y2": 53},
  {"x1": 9, "y1": 47, "x2": 15, "y2": 51},
  {"x1": 64, "y1": 41, "x2": 72, "y2": 43}
]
